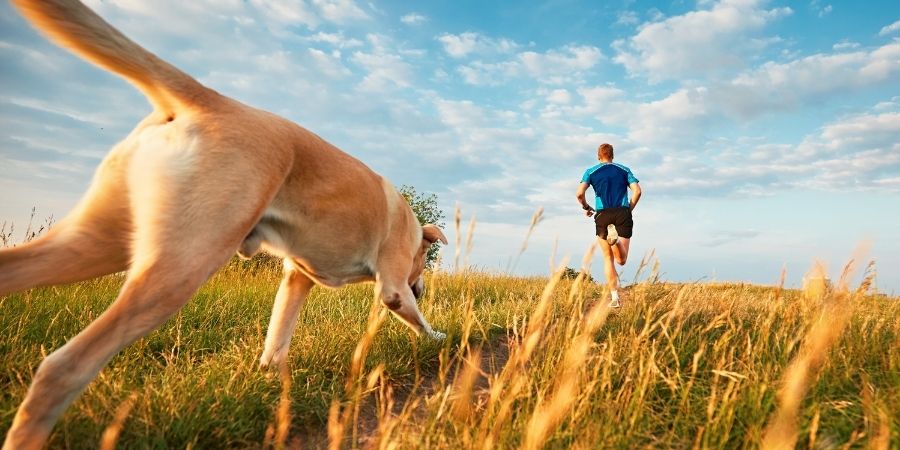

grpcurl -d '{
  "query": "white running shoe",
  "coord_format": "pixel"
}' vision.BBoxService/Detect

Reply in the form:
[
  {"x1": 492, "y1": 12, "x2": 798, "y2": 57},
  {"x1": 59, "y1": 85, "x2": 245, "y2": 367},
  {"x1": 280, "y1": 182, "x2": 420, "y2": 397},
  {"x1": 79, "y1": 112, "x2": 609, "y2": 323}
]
[
  {"x1": 606, "y1": 224, "x2": 619, "y2": 246},
  {"x1": 608, "y1": 299, "x2": 621, "y2": 308}
]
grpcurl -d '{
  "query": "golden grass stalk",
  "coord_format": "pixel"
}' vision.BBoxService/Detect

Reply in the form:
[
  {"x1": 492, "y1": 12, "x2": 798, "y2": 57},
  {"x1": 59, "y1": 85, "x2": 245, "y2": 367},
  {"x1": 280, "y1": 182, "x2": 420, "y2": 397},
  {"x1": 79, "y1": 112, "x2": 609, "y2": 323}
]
[
  {"x1": 464, "y1": 214, "x2": 477, "y2": 269},
  {"x1": 760, "y1": 254, "x2": 865, "y2": 450},
  {"x1": 454, "y1": 205, "x2": 462, "y2": 272},
  {"x1": 774, "y1": 264, "x2": 787, "y2": 302},
  {"x1": 519, "y1": 261, "x2": 568, "y2": 365},
  {"x1": 478, "y1": 377, "x2": 526, "y2": 450},
  {"x1": 370, "y1": 367, "x2": 403, "y2": 450},
  {"x1": 457, "y1": 278, "x2": 479, "y2": 358},
  {"x1": 328, "y1": 298, "x2": 389, "y2": 450},
  {"x1": 568, "y1": 242, "x2": 597, "y2": 303},
  {"x1": 628, "y1": 248, "x2": 654, "y2": 285},
  {"x1": 327, "y1": 401, "x2": 345, "y2": 450},
  {"x1": 860, "y1": 373, "x2": 891, "y2": 450},
  {"x1": 856, "y1": 260, "x2": 877, "y2": 296},
  {"x1": 509, "y1": 207, "x2": 544, "y2": 273},
  {"x1": 274, "y1": 361, "x2": 292, "y2": 450},
  {"x1": 475, "y1": 262, "x2": 568, "y2": 449},
  {"x1": 99, "y1": 392, "x2": 138, "y2": 450},
  {"x1": 522, "y1": 292, "x2": 612, "y2": 450},
  {"x1": 807, "y1": 408, "x2": 820, "y2": 450},
  {"x1": 347, "y1": 301, "x2": 389, "y2": 392},
  {"x1": 801, "y1": 261, "x2": 829, "y2": 301},
  {"x1": 451, "y1": 346, "x2": 483, "y2": 422}
]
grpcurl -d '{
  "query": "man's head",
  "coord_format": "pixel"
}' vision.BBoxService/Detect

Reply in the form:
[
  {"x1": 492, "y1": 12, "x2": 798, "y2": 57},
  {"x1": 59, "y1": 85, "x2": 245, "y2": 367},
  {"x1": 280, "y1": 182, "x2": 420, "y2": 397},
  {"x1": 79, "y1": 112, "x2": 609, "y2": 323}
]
[{"x1": 597, "y1": 143, "x2": 614, "y2": 162}]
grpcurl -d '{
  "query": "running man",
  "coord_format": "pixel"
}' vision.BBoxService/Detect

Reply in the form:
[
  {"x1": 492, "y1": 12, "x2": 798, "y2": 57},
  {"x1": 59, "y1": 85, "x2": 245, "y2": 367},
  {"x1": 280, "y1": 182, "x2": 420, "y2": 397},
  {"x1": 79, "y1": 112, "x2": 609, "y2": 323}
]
[{"x1": 576, "y1": 143, "x2": 642, "y2": 308}]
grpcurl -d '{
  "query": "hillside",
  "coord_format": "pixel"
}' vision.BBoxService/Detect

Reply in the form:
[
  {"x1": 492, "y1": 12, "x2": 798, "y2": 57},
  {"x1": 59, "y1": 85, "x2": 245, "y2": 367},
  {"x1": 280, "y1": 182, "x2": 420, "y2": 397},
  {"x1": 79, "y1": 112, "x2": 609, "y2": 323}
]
[{"x1": 1, "y1": 258, "x2": 897, "y2": 448}]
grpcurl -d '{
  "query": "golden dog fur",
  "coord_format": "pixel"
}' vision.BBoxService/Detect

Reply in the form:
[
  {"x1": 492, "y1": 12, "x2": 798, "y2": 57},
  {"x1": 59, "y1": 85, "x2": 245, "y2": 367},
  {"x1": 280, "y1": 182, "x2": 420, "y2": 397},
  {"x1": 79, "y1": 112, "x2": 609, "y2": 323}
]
[{"x1": 0, "y1": 0, "x2": 447, "y2": 447}]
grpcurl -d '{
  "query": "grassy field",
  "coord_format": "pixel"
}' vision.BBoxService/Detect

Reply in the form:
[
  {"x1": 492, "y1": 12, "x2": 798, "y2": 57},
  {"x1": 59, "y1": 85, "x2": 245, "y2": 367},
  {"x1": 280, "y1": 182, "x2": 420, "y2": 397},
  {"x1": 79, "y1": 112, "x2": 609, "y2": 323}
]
[{"x1": 1, "y1": 255, "x2": 898, "y2": 449}]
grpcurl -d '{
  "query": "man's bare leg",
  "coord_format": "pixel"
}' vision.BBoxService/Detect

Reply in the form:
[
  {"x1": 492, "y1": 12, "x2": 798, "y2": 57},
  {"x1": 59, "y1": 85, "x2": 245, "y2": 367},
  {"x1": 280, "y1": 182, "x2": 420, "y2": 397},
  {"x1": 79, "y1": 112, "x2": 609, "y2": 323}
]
[
  {"x1": 598, "y1": 239, "x2": 621, "y2": 307},
  {"x1": 611, "y1": 237, "x2": 631, "y2": 266}
]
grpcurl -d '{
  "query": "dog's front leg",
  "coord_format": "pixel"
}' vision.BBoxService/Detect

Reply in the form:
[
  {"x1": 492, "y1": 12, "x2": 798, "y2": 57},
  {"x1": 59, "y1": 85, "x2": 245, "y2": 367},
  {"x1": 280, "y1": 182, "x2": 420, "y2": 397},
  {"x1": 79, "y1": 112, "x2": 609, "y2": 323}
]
[
  {"x1": 375, "y1": 269, "x2": 445, "y2": 341},
  {"x1": 259, "y1": 259, "x2": 314, "y2": 370}
]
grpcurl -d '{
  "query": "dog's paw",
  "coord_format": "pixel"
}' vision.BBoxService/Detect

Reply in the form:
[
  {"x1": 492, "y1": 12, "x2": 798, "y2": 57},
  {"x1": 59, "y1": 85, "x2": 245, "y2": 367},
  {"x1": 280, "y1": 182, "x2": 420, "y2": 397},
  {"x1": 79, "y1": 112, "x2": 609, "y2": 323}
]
[
  {"x1": 258, "y1": 357, "x2": 275, "y2": 377},
  {"x1": 429, "y1": 330, "x2": 447, "y2": 340},
  {"x1": 258, "y1": 347, "x2": 288, "y2": 374}
]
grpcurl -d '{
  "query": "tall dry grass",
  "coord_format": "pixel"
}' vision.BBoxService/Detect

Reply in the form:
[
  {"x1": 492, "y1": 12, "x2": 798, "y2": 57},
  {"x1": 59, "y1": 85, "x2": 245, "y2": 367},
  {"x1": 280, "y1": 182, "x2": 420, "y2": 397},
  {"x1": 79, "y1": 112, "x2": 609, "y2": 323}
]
[{"x1": 1, "y1": 214, "x2": 898, "y2": 448}]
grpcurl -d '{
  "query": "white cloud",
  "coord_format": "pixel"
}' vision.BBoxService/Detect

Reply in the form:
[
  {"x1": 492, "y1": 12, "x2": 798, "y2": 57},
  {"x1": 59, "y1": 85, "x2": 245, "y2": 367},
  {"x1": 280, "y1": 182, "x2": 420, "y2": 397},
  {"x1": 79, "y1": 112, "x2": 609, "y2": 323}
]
[
  {"x1": 643, "y1": 109, "x2": 900, "y2": 196},
  {"x1": 400, "y1": 13, "x2": 427, "y2": 25},
  {"x1": 249, "y1": 0, "x2": 321, "y2": 28},
  {"x1": 310, "y1": 0, "x2": 369, "y2": 23},
  {"x1": 457, "y1": 61, "x2": 518, "y2": 85},
  {"x1": 879, "y1": 19, "x2": 900, "y2": 36},
  {"x1": 352, "y1": 34, "x2": 413, "y2": 92},
  {"x1": 816, "y1": 112, "x2": 900, "y2": 154},
  {"x1": 810, "y1": 0, "x2": 832, "y2": 18},
  {"x1": 437, "y1": 32, "x2": 519, "y2": 58},
  {"x1": 616, "y1": 10, "x2": 639, "y2": 26},
  {"x1": 832, "y1": 40, "x2": 860, "y2": 51},
  {"x1": 718, "y1": 41, "x2": 900, "y2": 118},
  {"x1": 613, "y1": 0, "x2": 792, "y2": 81},
  {"x1": 518, "y1": 46, "x2": 602, "y2": 82},
  {"x1": 306, "y1": 32, "x2": 364, "y2": 48},
  {"x1": 148, "y1": 0, "x2": 367, "y2": 30},
  {"x1": 873, "y1": 96, "x2": 900, "y2": 112},
  {"x1": 307, "y1": 48, "x2": 352, "y2": 78},
  {"x1": 546, "y1": 89, "x2": 571, "y2": 105},
  {"x1": 575, "y1": 86, "x2": 626, "y2": 106},
  {"x1": 456, "y1": 45, "x2": 602, "y2": 85},
  {"x1": 436, "y1": 99, "x2": 488, "y2": 129},
  {"x1": 0, "y1": 41, "x2": 67, "y2": 75},
  {"x1": 566, "y1": 40, "x2": 900, "y2": 146},
  {"x1": 568, "y1": 86, "x2": 712, "y2": 145}
]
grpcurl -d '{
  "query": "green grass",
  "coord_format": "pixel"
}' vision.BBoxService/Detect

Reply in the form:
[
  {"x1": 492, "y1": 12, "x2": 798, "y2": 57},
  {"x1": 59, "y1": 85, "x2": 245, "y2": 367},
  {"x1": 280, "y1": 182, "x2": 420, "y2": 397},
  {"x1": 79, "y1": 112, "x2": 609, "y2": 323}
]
[{"x1": 1, "y1": 257, "x2": 898, "y2": 449}]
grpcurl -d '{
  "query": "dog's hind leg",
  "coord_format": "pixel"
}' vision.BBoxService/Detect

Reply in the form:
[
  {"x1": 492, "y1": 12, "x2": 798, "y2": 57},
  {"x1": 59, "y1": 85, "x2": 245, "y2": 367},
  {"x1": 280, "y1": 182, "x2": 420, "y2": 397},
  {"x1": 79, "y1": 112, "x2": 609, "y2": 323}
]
[
  {"x1": 2, "y1": 203, "x2": 260, "y2": 448},
  {"x1": 4, "y1": 147, "x2": 286, "y2": 448},
  {"x1": 3, "y1": 246, "x2": 232, "y2": 449},
  {"x1": 0, "y1": 153, "x2": 132, "y2": 295},
  {"x1": 0, "y1": 224, "x2": 130, "y2": 295},
  {"x1": 259, "y1": 258, "x2": 314, "y2": 370}
]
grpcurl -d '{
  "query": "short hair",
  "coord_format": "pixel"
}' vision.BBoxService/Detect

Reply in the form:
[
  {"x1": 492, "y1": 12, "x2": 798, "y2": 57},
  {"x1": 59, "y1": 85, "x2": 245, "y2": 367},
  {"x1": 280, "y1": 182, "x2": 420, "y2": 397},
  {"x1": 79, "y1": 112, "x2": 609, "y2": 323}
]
[{"x1": 598, "y1": 143, "x2": 614, "y2": 160}]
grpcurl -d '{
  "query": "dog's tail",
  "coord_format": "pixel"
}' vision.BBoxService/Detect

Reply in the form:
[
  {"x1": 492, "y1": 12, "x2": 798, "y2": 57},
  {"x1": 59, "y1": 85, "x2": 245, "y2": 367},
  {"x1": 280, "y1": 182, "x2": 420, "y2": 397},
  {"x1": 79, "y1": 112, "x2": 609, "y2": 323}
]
[{"x1": 11, "y1": 0, "x2": 214, "y2": 115}]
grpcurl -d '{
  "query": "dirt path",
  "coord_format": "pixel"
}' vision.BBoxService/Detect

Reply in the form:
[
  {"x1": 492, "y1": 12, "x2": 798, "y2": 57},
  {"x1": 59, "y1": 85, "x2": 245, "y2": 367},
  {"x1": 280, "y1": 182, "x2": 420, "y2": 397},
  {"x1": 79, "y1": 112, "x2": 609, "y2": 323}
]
[{"x1": 293, "y1": 333, "x2": 514, "y2": 449}]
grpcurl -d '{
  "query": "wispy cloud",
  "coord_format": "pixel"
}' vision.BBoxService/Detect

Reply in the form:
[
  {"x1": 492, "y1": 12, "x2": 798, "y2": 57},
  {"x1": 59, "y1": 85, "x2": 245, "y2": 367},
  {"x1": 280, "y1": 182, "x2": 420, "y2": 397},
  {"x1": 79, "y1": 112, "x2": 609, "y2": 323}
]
[
  {"x1": 809, "y1": 0, "x2": 832, "y2": 18},
  {"x1": 437, "y1": 32, "x2": 519, "y2": 58},
  {"x1": 879, "y1": 19, "x2": 900, "y2": 36},
  {"x1": 613, "y1": 0, "x2": 792, "y2": 81},
  {"x1": 455, "y1": 45, "x2": 602, "y2": 85},
  {"x1": 400, "y1": 13, "x2": 427, "y2": 25}
]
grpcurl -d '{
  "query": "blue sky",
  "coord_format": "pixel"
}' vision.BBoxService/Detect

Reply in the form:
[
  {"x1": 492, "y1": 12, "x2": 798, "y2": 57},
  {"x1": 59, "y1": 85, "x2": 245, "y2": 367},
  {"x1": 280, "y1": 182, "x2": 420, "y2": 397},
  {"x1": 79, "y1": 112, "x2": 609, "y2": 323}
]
[{"x1": 1, "y1": 0, "x2": 899, "y2": 291}]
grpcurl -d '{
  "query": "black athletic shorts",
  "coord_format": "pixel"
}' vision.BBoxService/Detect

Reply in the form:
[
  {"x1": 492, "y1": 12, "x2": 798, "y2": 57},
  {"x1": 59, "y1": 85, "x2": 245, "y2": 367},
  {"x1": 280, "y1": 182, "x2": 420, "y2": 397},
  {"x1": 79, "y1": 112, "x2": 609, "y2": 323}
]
[{"x1": 595, "y1": 207, "x2": 633, "y2": 239}]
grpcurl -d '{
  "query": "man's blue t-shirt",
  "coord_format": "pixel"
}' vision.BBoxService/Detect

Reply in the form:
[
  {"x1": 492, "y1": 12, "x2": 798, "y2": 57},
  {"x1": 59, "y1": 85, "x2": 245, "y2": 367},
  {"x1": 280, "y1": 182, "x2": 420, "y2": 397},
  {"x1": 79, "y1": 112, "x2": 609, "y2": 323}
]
[{"x1": 581, "y1": 163, "x2": 639, "y2": 211}]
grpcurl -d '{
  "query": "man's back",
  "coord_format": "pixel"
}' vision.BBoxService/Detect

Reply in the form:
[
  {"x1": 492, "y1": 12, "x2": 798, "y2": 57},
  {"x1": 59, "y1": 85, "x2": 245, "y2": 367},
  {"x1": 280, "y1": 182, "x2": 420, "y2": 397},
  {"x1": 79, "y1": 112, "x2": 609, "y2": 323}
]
[{"x1": 581, "y1": 163, "x2": 638, "y2": 210}]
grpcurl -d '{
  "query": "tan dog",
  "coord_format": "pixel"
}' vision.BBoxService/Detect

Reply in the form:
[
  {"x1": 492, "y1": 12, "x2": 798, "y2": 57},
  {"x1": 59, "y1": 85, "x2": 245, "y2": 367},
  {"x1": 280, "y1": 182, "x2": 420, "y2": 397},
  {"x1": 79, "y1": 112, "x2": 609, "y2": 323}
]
[{"x1": 0, "y1": 0, "x2": 448, "y2": 447}]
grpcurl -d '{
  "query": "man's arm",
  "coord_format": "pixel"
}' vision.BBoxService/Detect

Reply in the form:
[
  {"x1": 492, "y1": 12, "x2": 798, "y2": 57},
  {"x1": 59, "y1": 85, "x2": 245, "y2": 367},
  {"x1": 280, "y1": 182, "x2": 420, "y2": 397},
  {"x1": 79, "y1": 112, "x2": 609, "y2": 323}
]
[
  {"x1": 576, "y1": 182, "x2": 594, "y2": 216},
  {"x1": 629, "y1": 182, "x2": 642, "y2": 211}
]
